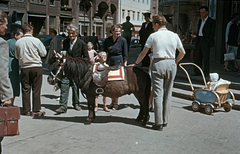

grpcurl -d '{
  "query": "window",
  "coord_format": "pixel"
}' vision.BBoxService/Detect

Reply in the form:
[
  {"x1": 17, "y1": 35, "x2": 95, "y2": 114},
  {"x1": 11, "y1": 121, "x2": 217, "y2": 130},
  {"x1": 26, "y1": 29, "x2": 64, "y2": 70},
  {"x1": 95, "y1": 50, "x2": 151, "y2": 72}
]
[
  {"x1": 122, "y1": 9, "x2": 125, "y2": 19},
  {"x1": 61, "y1": 0, "x2": 69, "y2": 6},
  {"x1": 153, "y1": 7, "x2": 156, "y2": 14},
  {"x1": 142, "y1": 0, "x2": 144, "y2": 3},
  {"x1": 50, "y1": 0, "x2": 55, "y2": 5},
  {"x1": 138, "y1": 0, "x2": 140, "y2": 2},
  {"x1": 137, "y1": 12, "x2": 140, "y2": 21},
  {"x1": 147, "y1": 0, "x2": 149, "y2": 4},
  {"x1": 128, "y1": 10, "x2": 130, "y2": 16},
  {"x1": 133, "y1": 11, "x2": 135, "y2": 20}
]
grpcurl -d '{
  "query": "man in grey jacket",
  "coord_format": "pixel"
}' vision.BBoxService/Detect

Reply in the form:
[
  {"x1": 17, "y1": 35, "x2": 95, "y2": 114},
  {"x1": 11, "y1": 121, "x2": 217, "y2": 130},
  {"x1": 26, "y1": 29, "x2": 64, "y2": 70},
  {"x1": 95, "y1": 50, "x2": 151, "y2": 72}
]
[
  {"x1": 0, "y1": 10, "x2": 13, "y2": 154},
  {"x1": 15, "y1": 23, "x2": 47, "y2": 116}
]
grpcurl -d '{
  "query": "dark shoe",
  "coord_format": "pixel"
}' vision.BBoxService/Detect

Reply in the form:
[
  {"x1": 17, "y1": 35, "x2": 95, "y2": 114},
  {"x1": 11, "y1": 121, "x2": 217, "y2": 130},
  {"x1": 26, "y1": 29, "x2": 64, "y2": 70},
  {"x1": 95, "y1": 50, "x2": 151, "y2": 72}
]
[
  {"x1": 24, "y1": 111, "x2": 31, "y2": 116},
  {"x1": 108, "y1": 103, "x2": 114, "y2": 109},
  {"x1": 31, "y1": 111, "x2": 46, "y2": 117},
  {"x1": 163, "y1": 123, "x2": 168, "y2": 127},
  {"x1": 112, "y1": 104, "x2": 118, "y2": 110},
  {"x1": 74, "y1": 104, "x2": 81, "y2": 111},
  {"x1": 152, "y1": 124, "x2": 163, "y2": 131},
  {"x1": 55, "y1": 108, "x2": 66, "y2": 114}
]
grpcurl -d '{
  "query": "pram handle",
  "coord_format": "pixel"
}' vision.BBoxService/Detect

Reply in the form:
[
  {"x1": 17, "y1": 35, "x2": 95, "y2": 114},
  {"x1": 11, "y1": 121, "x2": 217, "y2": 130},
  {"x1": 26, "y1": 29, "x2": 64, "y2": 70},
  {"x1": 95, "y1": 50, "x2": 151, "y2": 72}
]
[{"x1": 179, "y1": 63, "x2": 207, "y2": 91}]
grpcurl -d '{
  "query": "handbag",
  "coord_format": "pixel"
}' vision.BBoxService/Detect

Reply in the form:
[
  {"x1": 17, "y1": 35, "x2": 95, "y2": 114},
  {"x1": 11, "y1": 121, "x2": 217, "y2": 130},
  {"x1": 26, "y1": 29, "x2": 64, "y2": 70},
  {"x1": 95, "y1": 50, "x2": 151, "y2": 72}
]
[
  {"x1": 0, "y1": 106, "x2": 20, "y2": 137},
  {"x1": 224, "y1": 52, "x2": 235, "y2": 61}
]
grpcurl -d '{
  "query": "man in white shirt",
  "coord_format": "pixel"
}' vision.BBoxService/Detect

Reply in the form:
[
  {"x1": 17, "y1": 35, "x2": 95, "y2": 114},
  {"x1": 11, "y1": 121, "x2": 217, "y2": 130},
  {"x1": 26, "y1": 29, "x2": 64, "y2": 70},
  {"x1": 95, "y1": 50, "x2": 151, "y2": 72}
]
[
  {"x1": 193, "y1": 6, "x2": 215, "y2": 76},
  {"x1": 15, "y1": 23, "x2": 47, "y2": 116}
]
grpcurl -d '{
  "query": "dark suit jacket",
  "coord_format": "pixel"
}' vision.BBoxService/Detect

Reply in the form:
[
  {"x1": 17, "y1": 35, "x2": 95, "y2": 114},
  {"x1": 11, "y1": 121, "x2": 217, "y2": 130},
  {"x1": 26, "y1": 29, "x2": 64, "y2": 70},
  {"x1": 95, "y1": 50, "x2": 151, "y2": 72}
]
[
  {"x1": 228, "y1": 23, "x2": 239, "y2": 46},
  {"x1": 139, "y1": 22, "x2": 154, "y2": 46},
  {"x1": 195, "y1": 17, "x2": 216, "y2": 47},
  {"x1": 63, "y1": 37, "x2": 89, "y2": 58}
]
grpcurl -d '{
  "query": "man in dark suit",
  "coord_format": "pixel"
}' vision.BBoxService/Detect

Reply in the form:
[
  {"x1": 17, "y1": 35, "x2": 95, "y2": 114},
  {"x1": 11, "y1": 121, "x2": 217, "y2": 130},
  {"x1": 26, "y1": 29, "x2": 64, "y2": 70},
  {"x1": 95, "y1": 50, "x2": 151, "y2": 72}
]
[
  {"x1": 55, "y1": 24, "x2": 89, "y2": 114},
  {"x1": 139, "y1": 12, "x2": 154, "y2": 67},
  {"x1": 193, "y1": 6, "x2": 215, "y2": 76}
]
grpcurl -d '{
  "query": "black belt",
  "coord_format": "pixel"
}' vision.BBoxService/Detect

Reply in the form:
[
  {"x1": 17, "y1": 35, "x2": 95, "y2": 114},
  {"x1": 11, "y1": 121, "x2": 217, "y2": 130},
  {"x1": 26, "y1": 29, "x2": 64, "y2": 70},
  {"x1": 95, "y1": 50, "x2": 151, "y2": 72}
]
[{"x1": 154, "y1": 58, "x2": 175, "y2": 60}]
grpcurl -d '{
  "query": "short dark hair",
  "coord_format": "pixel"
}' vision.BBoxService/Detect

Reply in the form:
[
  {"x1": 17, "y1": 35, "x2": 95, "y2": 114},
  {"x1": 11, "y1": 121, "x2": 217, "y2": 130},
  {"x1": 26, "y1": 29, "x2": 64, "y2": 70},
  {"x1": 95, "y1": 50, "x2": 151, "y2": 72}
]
[
  {"x1": 199, "y1": 6, "x2": 209, "y2": 12},
  {"x1": 0, "y1": 11, "x2": 7, "y2": 25},
  {"x1": 126, "y1": 16, "x2": 130, "y2": 21},
  {"x1": 51, "y1": 29, "x2": 57, "y2": 35},
  {"x1": 11, "y1": 28, "x2": 23, "y2": 38},
  {"x1": 22, "y1": 23, "x2": 33, "y2": 34}
]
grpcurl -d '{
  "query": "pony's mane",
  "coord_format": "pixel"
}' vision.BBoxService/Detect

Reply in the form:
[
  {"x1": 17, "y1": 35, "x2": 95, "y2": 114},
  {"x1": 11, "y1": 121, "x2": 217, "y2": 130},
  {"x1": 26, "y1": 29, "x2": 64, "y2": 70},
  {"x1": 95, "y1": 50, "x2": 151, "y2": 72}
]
[{"x1": 64, "y1": 57, "x2": 92, "y2": 86}]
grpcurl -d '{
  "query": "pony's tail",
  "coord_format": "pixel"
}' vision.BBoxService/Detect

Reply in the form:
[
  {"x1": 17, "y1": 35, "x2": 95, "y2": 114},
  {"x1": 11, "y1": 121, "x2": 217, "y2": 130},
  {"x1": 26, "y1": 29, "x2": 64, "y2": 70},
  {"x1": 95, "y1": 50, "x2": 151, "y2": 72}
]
[{"x1": 145, "y1": 74, "x2": 151, "y2": 101}]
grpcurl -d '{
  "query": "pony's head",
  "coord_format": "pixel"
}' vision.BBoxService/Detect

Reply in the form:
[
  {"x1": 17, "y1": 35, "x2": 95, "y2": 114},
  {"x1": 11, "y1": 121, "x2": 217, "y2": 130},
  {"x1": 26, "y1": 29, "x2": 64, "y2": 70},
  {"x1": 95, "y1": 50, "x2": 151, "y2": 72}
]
[{"x1": 47, "y1": 60, "x2": 65, "y2": 91}]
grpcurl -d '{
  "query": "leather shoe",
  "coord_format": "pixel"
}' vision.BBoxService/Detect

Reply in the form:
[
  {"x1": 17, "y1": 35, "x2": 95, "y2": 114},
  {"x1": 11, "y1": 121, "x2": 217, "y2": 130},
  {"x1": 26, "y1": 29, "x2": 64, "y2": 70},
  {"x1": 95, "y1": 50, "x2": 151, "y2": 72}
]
[
  {"x1": 163, "y1": 123, "x2": 168, "y2": 127},
  {"x1": 24, "y1": 111, "x2": 31, "y2": 116},
  {"x1": 55, "y1": 108, "x2": 66, "y2": 114},
  {"x1": 31, "y1": 111, "x2": 46, "y2": 117},
  {"x1": 152, "y1": 124, "x2": 163, "y2": 131},
  {"x1": 74, "y1": 104, "x2": 81, "y2": 111}
]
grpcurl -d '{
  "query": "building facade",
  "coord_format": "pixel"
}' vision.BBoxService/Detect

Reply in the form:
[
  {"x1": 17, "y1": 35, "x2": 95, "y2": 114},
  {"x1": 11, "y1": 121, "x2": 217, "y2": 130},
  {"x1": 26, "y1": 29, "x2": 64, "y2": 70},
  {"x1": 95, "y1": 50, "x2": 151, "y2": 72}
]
[
  {"x1": 159, "y1": 0, "x2": 240, "y2": 64},
  {"x1": 0, "y1": 0, "x2": 119, "y2": 38}
]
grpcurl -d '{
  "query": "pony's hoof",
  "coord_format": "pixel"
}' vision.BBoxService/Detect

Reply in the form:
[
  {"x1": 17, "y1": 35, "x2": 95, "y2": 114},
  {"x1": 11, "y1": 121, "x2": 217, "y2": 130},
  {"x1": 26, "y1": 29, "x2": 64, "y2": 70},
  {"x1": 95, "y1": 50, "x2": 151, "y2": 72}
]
[
  {"x1": 84, "y1": 118, "x2": 93, "y2": 125},
  {"x1": 84, "y1": 121, "x2": 92, "y2": 125}
]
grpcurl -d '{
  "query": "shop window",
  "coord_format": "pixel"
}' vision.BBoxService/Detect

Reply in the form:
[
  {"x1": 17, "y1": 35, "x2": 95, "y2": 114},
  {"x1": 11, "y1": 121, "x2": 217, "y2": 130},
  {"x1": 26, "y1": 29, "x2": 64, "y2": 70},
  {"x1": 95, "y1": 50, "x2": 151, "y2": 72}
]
[
  {"x1": 61, "y1": 0, "x2": 69, "y2": 6},
  {"x1": 50, "y1": 0, "x2": 55, "y2": 5}
]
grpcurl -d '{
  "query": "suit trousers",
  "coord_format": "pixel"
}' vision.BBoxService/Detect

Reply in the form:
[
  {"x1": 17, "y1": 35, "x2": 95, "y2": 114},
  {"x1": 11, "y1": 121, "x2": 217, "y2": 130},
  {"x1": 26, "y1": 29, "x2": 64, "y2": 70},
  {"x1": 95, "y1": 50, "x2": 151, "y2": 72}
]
[
  {"x1": 21, "y1": 67, "x2": 42, "y2": 113},
  {"x1": 123, "y1": 31, "x2": 131, "y2": 52},
  {"x1": 194, "y1": 37, "x2": 210, "y2": 75},
  {"x1": 151, "y1": 59, "x2": 176, "y2": 125},
  {"x1": 59, "y1": 77, "x2": 80, "y2": 111}
]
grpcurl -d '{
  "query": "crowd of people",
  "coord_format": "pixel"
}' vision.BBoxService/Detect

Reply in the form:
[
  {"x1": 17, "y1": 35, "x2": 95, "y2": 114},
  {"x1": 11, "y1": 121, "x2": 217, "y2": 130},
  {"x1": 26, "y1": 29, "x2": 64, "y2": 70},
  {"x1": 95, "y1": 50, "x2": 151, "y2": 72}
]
[{"x1": 1, "y1": 5, "x2": 239, "y2": 152}]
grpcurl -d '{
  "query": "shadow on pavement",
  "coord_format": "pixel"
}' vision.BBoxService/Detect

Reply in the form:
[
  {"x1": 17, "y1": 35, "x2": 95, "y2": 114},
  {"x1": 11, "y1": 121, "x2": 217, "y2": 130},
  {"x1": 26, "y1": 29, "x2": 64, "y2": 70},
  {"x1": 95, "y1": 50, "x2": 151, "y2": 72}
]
[
  {"x1": 32, "y1": 115, "x2": 153, "y2": 129},
  {"x1": 42, "y1": 94, "x2": 59, "y2": 99}
]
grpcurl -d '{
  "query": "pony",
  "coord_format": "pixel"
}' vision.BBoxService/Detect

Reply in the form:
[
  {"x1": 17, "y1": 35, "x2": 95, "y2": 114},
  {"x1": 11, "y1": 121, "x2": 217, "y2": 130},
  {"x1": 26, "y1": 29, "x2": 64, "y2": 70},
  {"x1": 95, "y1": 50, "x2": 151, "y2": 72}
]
[{"x1": 47, "y1": 57, "x2": 151, "y2": 125}]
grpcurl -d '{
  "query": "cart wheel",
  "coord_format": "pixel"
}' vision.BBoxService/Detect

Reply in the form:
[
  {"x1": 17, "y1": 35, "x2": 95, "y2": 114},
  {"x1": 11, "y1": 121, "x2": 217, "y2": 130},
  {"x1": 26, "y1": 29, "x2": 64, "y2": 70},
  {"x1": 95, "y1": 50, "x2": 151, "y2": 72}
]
[
  {"x1": 224, "y1": 102, "x2": 232, "y2": 112},
  {"x1": 205, "y1": 105, "x2": 212, "y2": 115},
  {"x1": 192, "y1": 102, "x2": 199, "y2": 112}
]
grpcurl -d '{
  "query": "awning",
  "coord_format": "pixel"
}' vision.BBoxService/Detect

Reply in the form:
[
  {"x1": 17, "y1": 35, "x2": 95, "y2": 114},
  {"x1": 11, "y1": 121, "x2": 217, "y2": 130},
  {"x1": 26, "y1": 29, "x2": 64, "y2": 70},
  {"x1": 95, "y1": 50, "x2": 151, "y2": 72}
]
[{"x1": 28, "y1": 14, "x2": 46, "y2": 18}]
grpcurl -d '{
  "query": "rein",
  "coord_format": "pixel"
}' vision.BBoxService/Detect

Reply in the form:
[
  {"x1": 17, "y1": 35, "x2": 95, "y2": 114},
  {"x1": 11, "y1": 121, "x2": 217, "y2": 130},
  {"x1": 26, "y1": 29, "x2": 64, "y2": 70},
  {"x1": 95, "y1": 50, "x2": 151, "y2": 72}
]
[{"x1": 51, "y1": 65, "x2": 62, "y2": 82}]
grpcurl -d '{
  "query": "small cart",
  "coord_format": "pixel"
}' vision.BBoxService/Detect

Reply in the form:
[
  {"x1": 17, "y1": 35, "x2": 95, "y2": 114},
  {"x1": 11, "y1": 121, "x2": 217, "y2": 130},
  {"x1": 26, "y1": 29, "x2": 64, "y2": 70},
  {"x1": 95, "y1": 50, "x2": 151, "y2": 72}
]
[{"x1": 179, "y1": 63, "x2": 235, "y2": 115}]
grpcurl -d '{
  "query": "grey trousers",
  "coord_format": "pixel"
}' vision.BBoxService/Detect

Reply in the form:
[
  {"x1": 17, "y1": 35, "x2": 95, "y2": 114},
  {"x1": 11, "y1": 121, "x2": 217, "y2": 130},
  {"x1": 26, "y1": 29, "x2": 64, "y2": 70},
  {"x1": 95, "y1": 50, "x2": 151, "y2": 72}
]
[
  {"x1": 151, "y1": 59, "x2": 176, "y2": 125},
  {"x1": 59, "y1": 77, "x2": 80, "y2": 111}
]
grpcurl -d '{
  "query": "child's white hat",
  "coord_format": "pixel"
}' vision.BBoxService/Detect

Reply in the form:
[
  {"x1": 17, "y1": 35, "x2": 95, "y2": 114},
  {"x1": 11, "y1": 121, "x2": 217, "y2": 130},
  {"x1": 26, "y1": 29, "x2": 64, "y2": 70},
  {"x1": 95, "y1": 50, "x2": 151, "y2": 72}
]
[{"x1": 209, "y1": 73, "x2": 219, "y2": 82}]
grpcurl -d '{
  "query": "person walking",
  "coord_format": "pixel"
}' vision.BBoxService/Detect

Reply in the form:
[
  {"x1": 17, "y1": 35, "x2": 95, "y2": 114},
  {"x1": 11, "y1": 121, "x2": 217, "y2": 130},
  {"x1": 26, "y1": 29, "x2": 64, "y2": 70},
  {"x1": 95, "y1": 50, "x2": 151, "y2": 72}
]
[
  {"x1": 193, "y1": 6, "x2": 215, "y2": 76},
  {"x1": 122, "y1": 16, "x2": 135, "y2": 52},
  {"x1": 0, "y1": 10, "x2": 13, "y2": 154},
  {"x1": 103, "y1": 24, "x2": 128, "y2": 110},
  {"x1": 131, "y1": 15, "x2": 185, "y2": 131},
  {"x1": 55, "y1": 24, "x2": 89, "y2": 114},
  {"x1": 139, "y1": 12, "x2": 154, "y2": 67},
  {"x1": 224, "y1": 15, "x2": 240, "y2": 72},
  {"x1": 15, "y1": 23, "x2": 47, "y2": 116},
  {"x1": 7, "y1": 28, "x2": 23, "y2": 105}
]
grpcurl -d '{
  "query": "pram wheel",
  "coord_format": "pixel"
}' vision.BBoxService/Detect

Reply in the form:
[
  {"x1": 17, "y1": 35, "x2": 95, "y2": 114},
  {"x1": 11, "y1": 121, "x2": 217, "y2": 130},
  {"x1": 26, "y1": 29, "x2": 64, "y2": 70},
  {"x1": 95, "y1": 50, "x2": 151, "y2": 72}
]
[
  {"x1": 205, "y1": 105, "x2": 213, "y2": 115},
  {"x1": 224, "y1": 102, "x2": 232, "y2": 112},
  {"x1": 192, "y1": 102, "x2": 199, "y2": 111}
]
